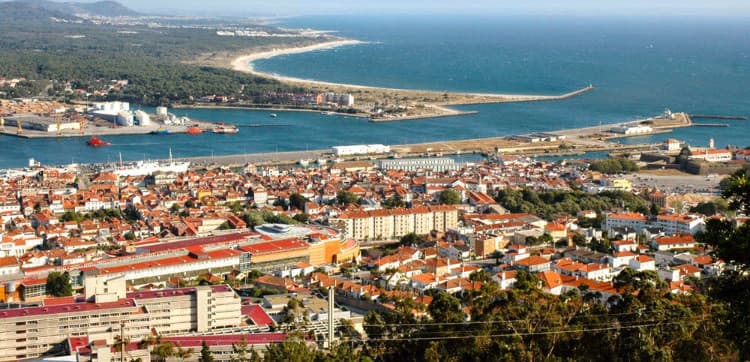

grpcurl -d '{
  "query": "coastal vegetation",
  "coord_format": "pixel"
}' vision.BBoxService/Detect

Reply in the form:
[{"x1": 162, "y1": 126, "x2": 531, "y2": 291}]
[{"x1": 0, "y1": 2, "x2": 310, "y2": 105}]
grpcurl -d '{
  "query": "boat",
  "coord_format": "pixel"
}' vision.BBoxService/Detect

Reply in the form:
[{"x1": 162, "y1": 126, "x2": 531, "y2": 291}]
[
  {"x1": 270, "y1": 113, "x2": 278, "y2": 118},
  {"x1": 186, "y1": 126, "x2": 203, "y2": 135},
  {"x1": 298, "y1": 159, "x2": 311, "y2": 166},
  {"x1": 212, "y1": 123, "x2": 239, "y2": 134},
  {"x1": 86, "y1": 136, "x2": 111, "y2": 147},
  {"x1": 110, "y1": 149, "x2": 190, "y2": 177},
  {"x1": 151, "y1": 127, "x2": 170, "y2": 135}
]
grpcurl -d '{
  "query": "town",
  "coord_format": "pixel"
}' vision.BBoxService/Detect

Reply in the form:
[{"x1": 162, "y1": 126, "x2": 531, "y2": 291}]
[{"x1": 0, "y1": 144, "x2": 745, "y2": 361}]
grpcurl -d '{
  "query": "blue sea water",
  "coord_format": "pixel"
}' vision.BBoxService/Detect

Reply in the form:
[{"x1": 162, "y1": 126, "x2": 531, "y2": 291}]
[{"x1": 1, "y1": 15, "x2": 748, "y2": 168}]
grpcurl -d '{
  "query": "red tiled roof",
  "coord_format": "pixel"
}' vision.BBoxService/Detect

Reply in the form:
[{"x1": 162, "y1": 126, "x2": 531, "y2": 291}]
[{"x1": 242, "y1": 304, "x2": 275, "y2": 326}]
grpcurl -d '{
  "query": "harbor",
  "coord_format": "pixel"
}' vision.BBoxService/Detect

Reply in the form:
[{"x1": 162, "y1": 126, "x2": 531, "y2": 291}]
[{"x1": 0, "y1": 101, "x2": 230, "y2": 139}]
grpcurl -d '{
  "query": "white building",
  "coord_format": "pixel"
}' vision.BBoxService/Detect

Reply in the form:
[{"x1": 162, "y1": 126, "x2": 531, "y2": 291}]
[{"x1": 332, "y1": 144, "x2": 391, "y2": 157}]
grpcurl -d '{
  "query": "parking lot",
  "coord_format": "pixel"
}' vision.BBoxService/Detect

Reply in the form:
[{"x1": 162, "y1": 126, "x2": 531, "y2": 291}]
[{"x1": 623, "y1": 173, "x2": 723, "y2": 195}]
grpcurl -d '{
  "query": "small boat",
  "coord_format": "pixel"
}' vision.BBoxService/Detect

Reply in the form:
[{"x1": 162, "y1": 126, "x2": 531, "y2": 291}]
[
  {"x1": 270, "y1": 113, "x2": 278, "y2": 118},
  {"x1": 186, "y1": 126, "x2": 203, "y2": 135},
  {"x1": 212, "y1": 123, "x2": 239, "y2": 134},
  {"x1": 86, "y1": 136, "x2": 111, "y2": 147},
  {"x1": 298, "y1": 159, "x2": 311, "y2": 166},
  {"x1": 151, "y1": 128, "x2": 170, "y2": 135}
]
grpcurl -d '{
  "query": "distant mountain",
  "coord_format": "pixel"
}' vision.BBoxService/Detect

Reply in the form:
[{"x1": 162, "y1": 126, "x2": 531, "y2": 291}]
[
  {"x1": 13, "y1": 0, "x2": 141, "y2": 17},
  {"x1": 0, "y1": 1, "x2": 81, "y2": 22}
]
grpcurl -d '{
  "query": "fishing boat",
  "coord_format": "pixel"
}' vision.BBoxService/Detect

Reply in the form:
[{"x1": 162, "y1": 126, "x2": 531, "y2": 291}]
[
  {"x1": 86, "y1": 136, "x2": 111, "y2": 147},
  {"x1": 186, "y1": 125, "x2": 203, "y2": 135},
  {"x1": 151, "y1": 127, "x2": 170, "y2": 135},
  {"x1": 212, "y1": 123, "x2": 239, "y2": 134}
]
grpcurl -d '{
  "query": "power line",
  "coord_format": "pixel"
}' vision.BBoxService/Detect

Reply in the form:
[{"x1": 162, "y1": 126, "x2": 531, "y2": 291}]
[
  {"x1": 360, "y1": 315, "x2": 705, "y2": 338},
  {"x1": 345, "y1": 319, "x2": 706, "y2": 342},
  {"x1": 361, "y1": 304, "x2": 714, "y2": 328}
]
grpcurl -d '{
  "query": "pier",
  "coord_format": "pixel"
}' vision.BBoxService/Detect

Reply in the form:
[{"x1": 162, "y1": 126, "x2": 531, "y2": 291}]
[
  {"x1": 691, "y1": 123, "x2": 729, "y2": 127},
  {"x1": 689, "y1": 114, "x2": 747, "y2": 121}
]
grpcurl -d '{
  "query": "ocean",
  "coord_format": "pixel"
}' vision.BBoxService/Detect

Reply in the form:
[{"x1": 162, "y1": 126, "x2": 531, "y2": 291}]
[{"x1": 1, "y1": 15, "x2": 748, "y2": 168}]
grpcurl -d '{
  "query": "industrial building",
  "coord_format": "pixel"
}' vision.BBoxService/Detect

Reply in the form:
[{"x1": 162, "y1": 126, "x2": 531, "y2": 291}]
[
  {"x1": 2, "y1": 115, "x2": 81, "y2": 133},
  {"x1": 89, "y1": 102, "x2": 134, "y2": 127}
]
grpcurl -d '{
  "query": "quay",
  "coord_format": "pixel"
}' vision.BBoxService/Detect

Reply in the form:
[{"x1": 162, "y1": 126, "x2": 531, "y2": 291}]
[
  {"x1": 691, "y1": 123, "x2": 729, "y2": 127},
  {"x1": 689, "y1": 114, "x2": 747, "y2": 121}
]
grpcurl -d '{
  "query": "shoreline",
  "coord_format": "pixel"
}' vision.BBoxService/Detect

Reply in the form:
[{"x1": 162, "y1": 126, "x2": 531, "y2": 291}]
[{"x1": 227, "y1": 39, "x2": 596, "y2": 109}]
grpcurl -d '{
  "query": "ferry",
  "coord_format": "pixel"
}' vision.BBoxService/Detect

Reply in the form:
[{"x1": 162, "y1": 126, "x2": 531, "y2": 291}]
[
  {"x1": 151, "y1": 128, "x2": 170, "y2": 135},
  {"x1": 86, "y1": 136, "x2": 111, "y2": 147},
  {"x1": 212, "y1": 123, "x2": 239, "y2": 134}
]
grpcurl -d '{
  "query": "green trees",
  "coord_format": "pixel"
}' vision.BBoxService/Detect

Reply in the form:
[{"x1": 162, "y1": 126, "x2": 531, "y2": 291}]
[
  {"x1": 45, "y1": 271, "x2": 73, "y2": 297},
  {"x1": 289, "y1": 193, "x2": 307, "y2": 211},
  {"x1": 588, "y1": 158, "x2": 640, "y2": 174},
  {"x1": 399, "y1": 232, "x2": 424, "y2": 246},
  {"x1": 199, "y1": 341, "x2": 214, "y2": 362},
  {"x1": 382, "y1": 194, "x2": 406, "y2": 209},
  {"x1": 438, "y1": 189, "x2": 461, "y2": 205},
  {"x1": 695, "y1": 169, "x2": 750, "y2": 359},
  {"x1": 494, "y1": 188, "x2": 648, "y2": 221},
  {"x1": 336, "y1": 190, "x2": 359, "y2": 206}
]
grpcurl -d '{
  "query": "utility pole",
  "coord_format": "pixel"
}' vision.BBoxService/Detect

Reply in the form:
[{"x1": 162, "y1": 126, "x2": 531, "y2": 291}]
[{"x1": 327, "y1": 286, "x2": 335, "y2": 349}]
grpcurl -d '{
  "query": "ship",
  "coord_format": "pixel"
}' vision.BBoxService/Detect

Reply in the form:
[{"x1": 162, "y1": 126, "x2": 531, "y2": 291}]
[
  {"x1": 110, "y1": 150, "x2": 190, "y2": 177},
  {"x1": 186, "y1": 125, "x2": 203, "y2": 135},
  {"x1": 86, "y1": 136, "x2": 111, "y2": 147},
  {"x1": 212, "y1": 123, "x2": 239, "y2": 134},
  {"x1": 151, "y1": 128, "x2": 170, "y2": 135}
]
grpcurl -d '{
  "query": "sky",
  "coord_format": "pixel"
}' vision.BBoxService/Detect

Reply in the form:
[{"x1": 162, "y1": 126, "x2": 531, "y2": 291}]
[{"x1": 70, "y1": 0, "x2": 750, "y2": 18}]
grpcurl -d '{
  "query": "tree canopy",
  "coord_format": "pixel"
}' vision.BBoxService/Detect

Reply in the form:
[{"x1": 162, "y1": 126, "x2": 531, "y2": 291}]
[{"x1": 45, "y1": 271, "x2": 73, "y2": 297}]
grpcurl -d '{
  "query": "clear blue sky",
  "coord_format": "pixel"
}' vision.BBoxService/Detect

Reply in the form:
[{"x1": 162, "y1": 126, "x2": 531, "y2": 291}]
[{"x1": 78, "y1": 0, "x2": 750, "y2": 17}]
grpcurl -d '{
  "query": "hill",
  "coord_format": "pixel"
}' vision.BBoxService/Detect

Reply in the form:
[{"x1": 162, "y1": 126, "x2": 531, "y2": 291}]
[
  {"x1": 14, "y1": 0, "x2": 140, "y2": 17},
  {"x1": 0, "y1": 1, "x2": 80, "y2": 23}
]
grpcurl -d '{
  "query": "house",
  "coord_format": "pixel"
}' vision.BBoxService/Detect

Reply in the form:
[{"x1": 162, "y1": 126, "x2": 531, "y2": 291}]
[
  {"x1": 537, "y1": 270, "x2": 564, "y2": 295},
  {"x1": 492, "y1": 271, "x2": 517, "y2": 290},
  {"x1": 651, "y1": 234, "x2": 696, "y2": 251},
  {"x1": 611, "y1": 239, "x2": 638, "y2": 253},
  {"x1": 629, "y1": 255, "x2": 656, "y2": 271},
  {"x1": 515, "y1": 256, "x2": 551, "y2": 273}
]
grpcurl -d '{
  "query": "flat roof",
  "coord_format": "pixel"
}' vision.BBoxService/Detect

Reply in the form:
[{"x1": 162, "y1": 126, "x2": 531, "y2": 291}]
[{"x1": 0, "y1": 298, "x2": 135, "y2": 319}]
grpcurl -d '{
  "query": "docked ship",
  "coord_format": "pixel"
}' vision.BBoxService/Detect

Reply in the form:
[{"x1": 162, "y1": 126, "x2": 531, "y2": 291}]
[
  {"x1": 151, "y1": 127, "x2": 170, "y2": 135},
  {"x1": 110, "y1": 150, "x2": 189, "y2": 177},
  {"x1": 86, "y1": 136, "x2": 111, "y2": 147},
  {"x1": 212, "y1": 123, "x2": 239, "y2": 134}
]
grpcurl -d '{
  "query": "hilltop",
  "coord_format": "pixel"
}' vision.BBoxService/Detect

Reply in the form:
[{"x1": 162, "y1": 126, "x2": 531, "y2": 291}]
[
  {"x1": 6, "y1": 0, "x2": 140, "y2": 19},
  {"x1": 0, "y1": 1, "x2": 81, "y2": 22}
]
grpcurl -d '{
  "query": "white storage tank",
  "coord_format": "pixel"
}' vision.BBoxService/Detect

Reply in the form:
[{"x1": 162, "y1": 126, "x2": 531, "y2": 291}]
[{"x1": 134, "y1": 110, "x2": 151, "y2": 126}]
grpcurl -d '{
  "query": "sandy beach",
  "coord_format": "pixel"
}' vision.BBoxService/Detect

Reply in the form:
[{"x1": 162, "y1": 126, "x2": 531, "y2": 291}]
[{"x1": 228, "y1": 39, "x2": 595, "y2": 105}]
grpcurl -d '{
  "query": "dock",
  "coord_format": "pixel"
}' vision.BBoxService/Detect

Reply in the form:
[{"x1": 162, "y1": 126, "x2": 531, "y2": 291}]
[
  {"x1": 689, "y1": 114, "x2": 747, "y2": 121},
  {"x1": 691, "y1": 123, "x2": 729, "y2": 127}
]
